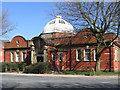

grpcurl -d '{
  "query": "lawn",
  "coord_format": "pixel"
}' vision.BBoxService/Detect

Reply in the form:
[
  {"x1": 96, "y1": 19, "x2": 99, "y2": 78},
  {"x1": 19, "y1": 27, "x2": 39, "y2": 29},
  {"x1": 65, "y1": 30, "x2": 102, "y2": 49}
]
[{"x1": 63, "y1": 71, "x2": 120, "y2": 76}]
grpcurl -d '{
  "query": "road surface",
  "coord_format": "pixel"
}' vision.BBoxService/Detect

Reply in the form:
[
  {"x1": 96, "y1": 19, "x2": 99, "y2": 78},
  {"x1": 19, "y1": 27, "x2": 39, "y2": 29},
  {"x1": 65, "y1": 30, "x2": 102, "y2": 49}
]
[{"x1": 0, "y1": 73, "x2": 119, "y2": 89}]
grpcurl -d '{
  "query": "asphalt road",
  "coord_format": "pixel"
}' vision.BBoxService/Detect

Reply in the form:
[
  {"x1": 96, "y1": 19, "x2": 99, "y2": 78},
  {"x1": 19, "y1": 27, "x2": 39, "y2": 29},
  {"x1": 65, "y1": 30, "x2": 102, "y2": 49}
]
[{"x1": 0, "y1": 73, "x2": 119, "y2": 89}]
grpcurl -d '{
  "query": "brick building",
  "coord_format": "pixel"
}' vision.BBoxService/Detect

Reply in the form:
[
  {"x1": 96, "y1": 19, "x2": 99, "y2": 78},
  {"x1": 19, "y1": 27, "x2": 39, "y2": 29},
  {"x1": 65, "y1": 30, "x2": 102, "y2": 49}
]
[
  {"x1": 47, "y1": 29, "x2": 120, "y2": 72},
  {"x1": 0, "y1": 40, "x2": 4, "y2": 62},
  {"x1": 3, "y1": 16, "x2": 120, "y2": 72},
  {"x1": 4, "y1": 36, "x2": 31, "y2": 65},
  {"x1": 30, "y1": 16, "x2": 120, "y2": 72}
]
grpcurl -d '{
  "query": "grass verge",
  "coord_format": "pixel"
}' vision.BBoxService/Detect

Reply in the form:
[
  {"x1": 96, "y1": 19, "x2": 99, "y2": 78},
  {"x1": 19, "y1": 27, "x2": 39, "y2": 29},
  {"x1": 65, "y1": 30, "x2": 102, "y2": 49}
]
[{"x1": 63, "y1": 71, "x2": 120, "y2": 76}]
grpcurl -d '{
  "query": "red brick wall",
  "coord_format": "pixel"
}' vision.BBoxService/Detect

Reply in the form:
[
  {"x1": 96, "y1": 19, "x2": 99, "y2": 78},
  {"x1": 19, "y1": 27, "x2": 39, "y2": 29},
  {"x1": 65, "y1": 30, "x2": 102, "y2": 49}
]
[
  {"x1": 4, "y1": 36, "x2": 28, "y2": 48},
  {"x1": 55, "y1": 33, "x2": 75, "y2": 38},
  {"x1": 0, "y1": 44, "x2": 4, "y2": 62},
  {"x1": 48, "y1": 45, "x2": 119, "y2": 72},
  {"x1": 4, "y1": 36, "x2": 30, "y2": 64}
]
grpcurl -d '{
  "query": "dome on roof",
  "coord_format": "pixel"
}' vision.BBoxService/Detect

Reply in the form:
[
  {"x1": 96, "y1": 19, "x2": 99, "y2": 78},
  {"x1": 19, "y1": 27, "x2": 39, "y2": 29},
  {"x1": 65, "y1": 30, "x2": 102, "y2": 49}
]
[{"x1": 43, "y1": 16, "x2": 74, "y2": 33}]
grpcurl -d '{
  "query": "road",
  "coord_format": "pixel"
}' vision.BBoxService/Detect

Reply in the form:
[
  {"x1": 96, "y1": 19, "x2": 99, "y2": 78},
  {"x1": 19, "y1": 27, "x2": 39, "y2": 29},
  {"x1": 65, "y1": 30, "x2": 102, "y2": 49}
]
[{"x1": 0, "y1": 73, "x2": 119, "y2": 89}]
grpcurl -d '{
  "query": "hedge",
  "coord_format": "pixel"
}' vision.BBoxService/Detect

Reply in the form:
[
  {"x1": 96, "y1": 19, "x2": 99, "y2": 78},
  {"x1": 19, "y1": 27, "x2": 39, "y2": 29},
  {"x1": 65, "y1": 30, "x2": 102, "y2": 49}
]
[
  {"x1": 0, "y1": 62, "x2": 27, "y2": 72},
  {"x1": 24, "y1": 62, "x2": 51, "y2": 74}
]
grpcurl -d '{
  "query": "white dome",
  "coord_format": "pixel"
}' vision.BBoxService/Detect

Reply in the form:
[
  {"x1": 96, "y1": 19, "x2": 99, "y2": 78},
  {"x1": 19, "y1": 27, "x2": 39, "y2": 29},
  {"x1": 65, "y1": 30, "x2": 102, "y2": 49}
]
[{"x1": 43, "y1": 16, "x2": 74, "y2": 33}]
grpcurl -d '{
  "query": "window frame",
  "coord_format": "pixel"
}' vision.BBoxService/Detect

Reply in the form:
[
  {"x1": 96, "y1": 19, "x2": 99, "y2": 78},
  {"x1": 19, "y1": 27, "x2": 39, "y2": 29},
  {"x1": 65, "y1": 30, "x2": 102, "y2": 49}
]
[
  {"x1": 115, "y1": 48, "x2": 118, "y2": 62},
  {"x1": 22, "y1": 52, "x2": 26, "y2": 62},
  {"x1": 84, "y1": 49, "x2": 91, "y2": 61},
  {"x1": 94, "y1": 49, "x2": 96, "y2": 61},
  {"x1": 76, "y1": 49, "x2": 81, "y2": 61},
  {"x1": 16, "y1": 40, "x2": 19, "y2": 44},
  {"x1": 16, "y1": 52, "x2": 20, "y2": 62},
  {"x1": 0, "y1": 52, "x2": 2, "y2": 57},
  {"x1": 11, "y1": 52, "x2": 14, "y2": 62},
  {"x1": 51, "y1": 53, "x2": 56, "y2": 61},
  {"x1": 59, "y1": 52, "x2": 63, "y2": 62}
]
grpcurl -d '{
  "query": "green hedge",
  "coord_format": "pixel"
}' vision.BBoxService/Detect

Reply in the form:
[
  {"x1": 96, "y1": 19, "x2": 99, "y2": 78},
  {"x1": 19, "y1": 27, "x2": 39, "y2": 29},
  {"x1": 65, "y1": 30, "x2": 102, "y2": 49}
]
[
  {"x1": 0, "y1": 62, "x2": 27, "y2": 72},
  {"x1": 24, "y1": 62, "x2": 51, "y2": 74},
  {"x1": 16, "y1": 63, "x2": 27, "y2": 71}
]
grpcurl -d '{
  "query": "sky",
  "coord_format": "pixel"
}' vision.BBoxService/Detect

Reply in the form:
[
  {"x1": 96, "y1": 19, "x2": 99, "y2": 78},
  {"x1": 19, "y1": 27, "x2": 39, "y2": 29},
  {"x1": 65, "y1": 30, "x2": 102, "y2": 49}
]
[{"x1": 2, "y1": 2, "x2": 55, "y2": 40}]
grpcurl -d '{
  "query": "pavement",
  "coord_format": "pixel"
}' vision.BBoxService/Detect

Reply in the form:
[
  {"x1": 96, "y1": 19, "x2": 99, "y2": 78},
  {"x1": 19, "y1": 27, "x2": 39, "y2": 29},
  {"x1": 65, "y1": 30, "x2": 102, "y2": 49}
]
[{"x1": 0, "y1": 72, "x2": 119, "y2": 79}]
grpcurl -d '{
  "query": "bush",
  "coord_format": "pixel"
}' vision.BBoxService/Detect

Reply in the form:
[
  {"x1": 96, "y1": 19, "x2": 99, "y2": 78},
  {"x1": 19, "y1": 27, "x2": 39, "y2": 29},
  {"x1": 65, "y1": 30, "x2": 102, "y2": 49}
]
[
  {"x1": 0, "y1": 62, "x2": 27, "y2": 72},
  {"x1": 16, "y1": 63, "x2": 27, "y2": 71},
  {"x1": 0, "y1": 62, "x2": 18, "y2": 72},
  {"x1": 24, "y1": 62, "x2": 51, "y2": 74}
]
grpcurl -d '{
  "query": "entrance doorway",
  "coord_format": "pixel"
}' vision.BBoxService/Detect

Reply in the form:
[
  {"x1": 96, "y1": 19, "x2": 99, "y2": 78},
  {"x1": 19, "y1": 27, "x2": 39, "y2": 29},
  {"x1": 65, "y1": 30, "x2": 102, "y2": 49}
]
[{"x1": 37, "y1": 56, "x2": 43, "y2": 62}]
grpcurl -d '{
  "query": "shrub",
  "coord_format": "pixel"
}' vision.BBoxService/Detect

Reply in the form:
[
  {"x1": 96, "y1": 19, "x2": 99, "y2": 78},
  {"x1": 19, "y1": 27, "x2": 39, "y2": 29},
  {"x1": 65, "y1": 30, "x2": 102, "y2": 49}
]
[
  {"x1": 0, "y1": 62, "x2": 18, "y2": 72},
  {"x1": 16, "y1": 63, "x2": 27, "y2": 71},
  {"x1": 24, "y1": 62, "x2": 51, "y2": 74},
  {"x1": 0, "y1": 62, "x2": 27, "y2": 72}
]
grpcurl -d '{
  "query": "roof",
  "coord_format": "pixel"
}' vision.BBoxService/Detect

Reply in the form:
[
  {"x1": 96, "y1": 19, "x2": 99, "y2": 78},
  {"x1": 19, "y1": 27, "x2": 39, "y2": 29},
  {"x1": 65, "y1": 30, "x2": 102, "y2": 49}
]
[
  {"x1": 48, "y1": 29, "x2": 119, "y2": 47},
  {"x1": 42, "y1": 16, "x2": 75, "y2": 34}
]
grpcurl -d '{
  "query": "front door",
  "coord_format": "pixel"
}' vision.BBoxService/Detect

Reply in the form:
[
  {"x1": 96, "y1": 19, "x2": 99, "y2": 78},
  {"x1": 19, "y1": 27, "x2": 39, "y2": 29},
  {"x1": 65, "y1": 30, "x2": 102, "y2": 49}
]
[{"x1": 37, "y1": 56, "x2": 43, "y2": 62}]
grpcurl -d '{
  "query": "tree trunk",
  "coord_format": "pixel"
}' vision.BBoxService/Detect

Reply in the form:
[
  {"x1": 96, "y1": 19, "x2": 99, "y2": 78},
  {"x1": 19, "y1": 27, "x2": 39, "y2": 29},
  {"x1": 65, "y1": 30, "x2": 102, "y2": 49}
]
[
  {"x1": 96, "y1": 43, "x2": 101, "y2": 72},
  {"x1": 96, "y1": 56, "x2": 101, "y2": 72}
]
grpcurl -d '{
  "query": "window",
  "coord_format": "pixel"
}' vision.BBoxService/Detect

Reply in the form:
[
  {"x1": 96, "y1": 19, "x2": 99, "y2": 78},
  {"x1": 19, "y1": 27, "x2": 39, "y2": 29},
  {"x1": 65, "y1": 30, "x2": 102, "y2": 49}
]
[
  {"x1": 49, "y1": 20, "x2": 55, "y2": 24},
  {"x1": 16, "y1": 40, "x2": 19, "y2": 44},
  {"x1": 11, "y1": 52, "x2": 14, "y2": 62},
  {"x1": 52, "y1": 53, "x2": 55, "y2": 61},
  {"x1": 59, "y1": 20, "x2": 65, "y2": 24},
  {"x1": 84, "y1": 49, "x2": 91, "y2": 61},
  {"x1": 84, "y1": 34, "x2": 90, "y2": 38},
  {"x1": 115, "y1": 48, "x2": 118, "y2": 61},
  {"x1": 22, "y1": 52, "x2": 26, "y2": 62},
  {"x1": 0, "y1": 52, "x2": 2, "y2": 57},
  {"x1": 59, "y1": 53, "x2": 63, "y2": 62},
  {"x1": 76, "y1": 49, "x2": 81, "y2": 61},
  {"x1": 94, "y1": 49, "x2": 96, "y2": 61},
  {"x1": 16, "y1": 52, "x2": 20, "y2": 62}
]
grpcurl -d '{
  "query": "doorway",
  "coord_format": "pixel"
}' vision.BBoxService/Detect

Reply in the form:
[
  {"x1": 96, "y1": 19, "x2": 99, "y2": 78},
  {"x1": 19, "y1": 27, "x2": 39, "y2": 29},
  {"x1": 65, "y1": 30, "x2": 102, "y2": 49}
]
[{"x1": 37, "y1": 56, "x2": 43, "y2": 62}]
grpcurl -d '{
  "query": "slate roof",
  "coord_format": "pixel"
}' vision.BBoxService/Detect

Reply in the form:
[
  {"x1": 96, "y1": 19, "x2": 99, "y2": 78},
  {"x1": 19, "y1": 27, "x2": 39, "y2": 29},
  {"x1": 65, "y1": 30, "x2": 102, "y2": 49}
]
[{"x1": 48, "y1": 28, "x2": 119, "y2": 47}]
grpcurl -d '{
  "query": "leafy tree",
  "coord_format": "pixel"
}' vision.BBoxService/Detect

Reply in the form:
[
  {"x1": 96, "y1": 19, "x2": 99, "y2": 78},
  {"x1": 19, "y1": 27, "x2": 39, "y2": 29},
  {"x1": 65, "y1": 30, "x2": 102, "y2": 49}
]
[{"x1": 51, "y1": 1, "x2": 119, "y2": 72}]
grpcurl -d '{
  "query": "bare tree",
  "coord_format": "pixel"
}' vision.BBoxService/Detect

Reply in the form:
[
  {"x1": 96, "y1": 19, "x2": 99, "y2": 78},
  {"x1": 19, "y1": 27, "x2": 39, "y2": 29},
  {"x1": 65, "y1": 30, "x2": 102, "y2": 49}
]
[
  {"x1": 0, "y1": 9, "x2": 15, "y2": 37},
  {"x1": 51, "y1": 1, "x2": 119, "y2": 72}
]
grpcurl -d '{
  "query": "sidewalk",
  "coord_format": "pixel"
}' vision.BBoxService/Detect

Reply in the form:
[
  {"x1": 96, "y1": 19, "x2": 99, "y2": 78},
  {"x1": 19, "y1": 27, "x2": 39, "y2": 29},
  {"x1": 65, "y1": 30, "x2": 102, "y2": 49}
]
[{"x1": 0, "y1": 72, "x2": 119, "y2": 79}]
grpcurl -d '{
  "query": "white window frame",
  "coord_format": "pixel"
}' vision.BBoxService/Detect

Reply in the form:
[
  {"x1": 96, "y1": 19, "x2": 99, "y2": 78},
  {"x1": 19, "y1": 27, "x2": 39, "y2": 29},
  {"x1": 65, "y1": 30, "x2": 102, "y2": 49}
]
[
  {"x1": 0, "y1": 52, "x2": 2, "y2": 57},
  {"x1": 76, "y1": 49, "x2": 81, "y2": 61},
  {"x1": 52, "y1": 53, "x2": 55, "y2": 61},
  {"x1": 59, "y1": 52, "x2": 63, "y2": 62},
  {"x1": 84, "y1": 49, "x2": 91, "y2": 61},
  {"x1": 16, "y1": 52, "x2": 20, "y2": 62},
  {"x1": 11, "y1": 52, "x2": 14, "y2": 62},
  {"x1": 22, "y1": 52, "x2": 26, "y2": 62},
  {"x1": 94, "y1": 49, "x2": 96, "y2": 61}
]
